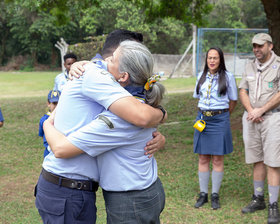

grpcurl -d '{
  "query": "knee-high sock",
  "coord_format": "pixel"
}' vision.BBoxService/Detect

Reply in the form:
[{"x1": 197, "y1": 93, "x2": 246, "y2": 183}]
[
  {"x1": 212, "y1": 170, "x2": 224, "y2": 194},
  {"x1": 199, "y1": 171, "x2": 210, "y2": 193},
  {"x1": 268, "y1": 185, "x2": 279, "y2": 204},
  {"x1": 254, "y1": 180, "x2": 264, "y2": 197}
]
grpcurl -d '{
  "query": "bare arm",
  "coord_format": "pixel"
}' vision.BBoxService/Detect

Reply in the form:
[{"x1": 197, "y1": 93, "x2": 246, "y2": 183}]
[
  {"x1": 0, "y1": 121, "x2": 3, "y2": 127},
  {"x1": 239, "y1": 88, "x2": 253, "y2": 112},
  {"x1": 239, "y1": 88, "x2": 262, "y2": 122},
  {"x1": 43, "y1": 119, "x2": 83, "y2": 158},
  {"x1": 229, "y1": 100, "x2": 237, "y2": 114},
  {"x1": 249, "y1": 91, "x2": 280, "y2": 120},
  {"x1": 109, "y1": 97, "x2": 167, "y2": 128},
  {"x1": 239, "y1": 88, "x2": 280, "y2": 122}
]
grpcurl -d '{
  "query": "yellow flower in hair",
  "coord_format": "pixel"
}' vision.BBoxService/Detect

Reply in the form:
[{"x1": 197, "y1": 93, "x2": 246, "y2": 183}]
[{"x1": 144, "y1": 74, "x2": 161, "y2": 90}]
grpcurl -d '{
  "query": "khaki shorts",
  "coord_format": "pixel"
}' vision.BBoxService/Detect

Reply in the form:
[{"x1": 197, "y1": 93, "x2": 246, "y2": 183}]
[{"x1": 242, "y1": 111, "x2": 280, "y2": 167}]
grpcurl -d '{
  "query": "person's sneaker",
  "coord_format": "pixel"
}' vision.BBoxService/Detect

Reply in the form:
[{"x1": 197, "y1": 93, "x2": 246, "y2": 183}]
[
  {"x1": 194, "y1": 192, "x2": 208, "y2": 208},
  {"x1": 268, "y1": 202, "x2": 280, "y2": 224},
  {"x1": 211, "y1": 193, "x2": 221, "y2": 210},
  {"x1": 241, "y1": 194, "x2": 266, "y2": 214}
]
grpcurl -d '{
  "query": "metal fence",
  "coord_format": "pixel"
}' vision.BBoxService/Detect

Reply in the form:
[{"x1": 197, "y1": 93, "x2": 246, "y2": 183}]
[{"x1": 196, "y1": 28, "x2": 268, "y2": 77}]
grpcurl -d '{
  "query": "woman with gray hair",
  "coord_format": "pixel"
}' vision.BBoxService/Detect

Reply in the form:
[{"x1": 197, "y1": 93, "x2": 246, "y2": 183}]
[{"x1": 43, "y1": 40, "x2": 166, "y2": 223}]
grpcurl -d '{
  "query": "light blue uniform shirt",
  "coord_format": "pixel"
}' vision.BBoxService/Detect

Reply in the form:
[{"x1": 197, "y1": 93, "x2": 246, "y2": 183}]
[
  {"x1": 193, "y1": 71, "x2": 238, "y2": 110},
  {"x1": 43, "y1": 62, "x2": 131, "y2": 181},
  {"x1": 53, "y1": 70, "x2": 68, "y2": 92},
  {"x1": 67, "y1": 104, "x2": 158, "y2": 191}
]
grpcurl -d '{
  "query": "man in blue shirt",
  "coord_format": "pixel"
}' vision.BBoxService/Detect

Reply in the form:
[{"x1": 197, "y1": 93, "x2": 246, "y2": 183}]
[
  {"x1": 35, "y1": 30, "x2": 166, "y2": 224},
  {"x1": 53, "y1": 53, "x2": 77, "y2": 92},
  {"x1": 43, "y1": 40, "x2": 165, "y2": 224}
]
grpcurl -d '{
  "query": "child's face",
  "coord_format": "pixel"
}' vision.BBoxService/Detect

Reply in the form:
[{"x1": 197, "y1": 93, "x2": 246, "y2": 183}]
[
  {"x1": 48, "y1": 102, "x2": 58, "y2": 112},
  {"x1": 64, "y1": 58, "x2": 77, "y2": 72}
]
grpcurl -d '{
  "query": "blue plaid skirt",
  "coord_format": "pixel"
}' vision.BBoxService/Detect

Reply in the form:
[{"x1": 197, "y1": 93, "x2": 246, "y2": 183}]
[{"x1": 193, "y1": 111, "x2": 233, "y2": 155}]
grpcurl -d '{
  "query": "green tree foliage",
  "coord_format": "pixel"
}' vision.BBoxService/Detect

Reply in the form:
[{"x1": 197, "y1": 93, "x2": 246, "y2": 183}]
[
  {"x1": 1, "y1": 0, "x2": 90, "y2": 66},
  {"x1": 1, "y1": 0, "x2": 275, "y2": 68},
  {"x1": 79, "y1": 0, "x2": 190, "y2": 54},
  {"x1": 200, "y1": 0, "x2": 267, "y2": 53}
]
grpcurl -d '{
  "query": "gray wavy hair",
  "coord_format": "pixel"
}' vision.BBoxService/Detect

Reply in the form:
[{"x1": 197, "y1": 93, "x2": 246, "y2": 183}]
[{"x1": 118, "y1": 40, "x2": 165, "y2": 107}]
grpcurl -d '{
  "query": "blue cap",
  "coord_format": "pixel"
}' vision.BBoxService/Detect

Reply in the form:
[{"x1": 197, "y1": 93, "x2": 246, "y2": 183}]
[{"x1": 48, "y1": 90, "x2": 61, "y2": 103}]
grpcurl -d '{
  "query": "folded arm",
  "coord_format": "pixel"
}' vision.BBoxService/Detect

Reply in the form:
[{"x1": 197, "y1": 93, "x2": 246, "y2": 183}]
[
  {"x1": 109, "y1": 97, "x2": 167, "y2": 128},
  {"x1": 43, "y1": 119, "x2": 83, "y2": 158}
]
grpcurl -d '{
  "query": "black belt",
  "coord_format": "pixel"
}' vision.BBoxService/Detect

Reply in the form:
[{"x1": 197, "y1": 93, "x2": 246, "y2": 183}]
[
  {"x1": 199, "y1": 109, "x2": 229, "y2": 117},
  {"x1": 41, "y1": 168, "x2": 98, "y2": 192}
]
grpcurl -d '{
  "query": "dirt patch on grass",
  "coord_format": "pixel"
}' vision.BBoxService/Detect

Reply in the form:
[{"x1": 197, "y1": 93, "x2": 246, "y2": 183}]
[
  {"x1": 0, "y1": 171, "x2": 39, "y2": 203},
  {"x1": 231, "y1": 116, "x2": 242, "y2": 131}
]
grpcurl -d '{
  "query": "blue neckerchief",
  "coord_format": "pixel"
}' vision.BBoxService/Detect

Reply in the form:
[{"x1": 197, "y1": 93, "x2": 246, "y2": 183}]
[
  {"x1": 91, "y1": 53, "x2": 107, "y2": 70},
  {"x1": 125, "y1": 85, "x2": 145, "y2": 102},
  {"x1": 92, "y1": 53, "x2": 103, "y2": 60}
]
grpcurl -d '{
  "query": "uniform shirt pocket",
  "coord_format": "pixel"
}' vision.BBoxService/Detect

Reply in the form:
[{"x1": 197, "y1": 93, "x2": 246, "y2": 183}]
[
  {"x1": 246, "y1": 76, "x2": 256, "y2": 96},
  {"x1": 263, "y1": 72, "x2": 279, "y2": 93}
]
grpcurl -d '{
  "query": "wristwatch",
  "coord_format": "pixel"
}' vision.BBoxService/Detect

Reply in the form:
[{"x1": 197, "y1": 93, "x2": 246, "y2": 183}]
[{"x1": 157, "y1": 105, "x2": 166, "y2": 122}]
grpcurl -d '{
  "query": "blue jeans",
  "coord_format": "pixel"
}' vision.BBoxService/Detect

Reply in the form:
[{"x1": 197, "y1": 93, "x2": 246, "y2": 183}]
[
  {"x1": 102, "y1": 178, "x2": 165, "y2": 224},
  {"x1": 35, "y1": 174, "x2": 97, "y2": 224}
]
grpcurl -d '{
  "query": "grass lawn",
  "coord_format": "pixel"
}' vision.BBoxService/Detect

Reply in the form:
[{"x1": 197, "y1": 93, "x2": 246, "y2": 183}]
[{"x1": 0, "y1": 72, "x2": 266, "y2": 223}]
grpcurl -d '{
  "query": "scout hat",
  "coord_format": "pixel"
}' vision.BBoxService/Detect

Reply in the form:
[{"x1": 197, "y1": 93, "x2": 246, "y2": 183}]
[
  {"x1": 48, "y1": 90, "x2": 61, "y2": 103},
  {"x1": 252, "y1": 33, "x2": 272, "y2": 45}
]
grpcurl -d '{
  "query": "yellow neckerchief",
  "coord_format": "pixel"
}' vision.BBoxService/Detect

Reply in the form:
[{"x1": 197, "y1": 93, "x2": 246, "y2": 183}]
[
  {"x1": 134, "y1": 96, "x2": 145, "y2": 103},
  {"x1": 204, "y1": 71, "x2": 218, "y2": 106}
]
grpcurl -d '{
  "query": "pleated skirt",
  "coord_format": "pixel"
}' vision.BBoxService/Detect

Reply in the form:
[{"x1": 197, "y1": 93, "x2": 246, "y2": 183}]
[{"x1": 193, "y1": 111, "x2": 233, "y2": 155}]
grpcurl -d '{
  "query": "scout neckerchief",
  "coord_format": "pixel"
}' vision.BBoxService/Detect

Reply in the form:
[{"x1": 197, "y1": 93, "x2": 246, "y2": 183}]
[
  {"x1": 64, "y1": 69, "x2": 70, "y2": 81},
  {"x1": 125, "y1": 85, "x2": 145, "y2": 102},
  {"x1": 254, "y1": 51, "x2": 276, "y2": 102},
  {"x1": 204, "y1": 71, "x2": 218, "y2": 106}
]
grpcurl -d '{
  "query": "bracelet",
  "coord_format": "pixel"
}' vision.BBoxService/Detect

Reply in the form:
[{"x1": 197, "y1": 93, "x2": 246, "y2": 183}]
[{"x1": 157, "y1": 105, "x2": 166, "y2": 122}]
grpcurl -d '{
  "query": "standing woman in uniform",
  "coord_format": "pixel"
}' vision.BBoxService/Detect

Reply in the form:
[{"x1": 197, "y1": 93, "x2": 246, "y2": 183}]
[{"x1": 193, "y1": 47, "x2": 238, "y2": 209}]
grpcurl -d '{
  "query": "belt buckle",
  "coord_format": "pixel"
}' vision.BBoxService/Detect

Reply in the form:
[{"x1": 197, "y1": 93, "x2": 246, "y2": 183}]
[
  {"x1": 205, "y1": 111, "x2": 212, "y2": 117},
  {"x1": 71, "y1": 181, "x2": 84, "y2": 190}
]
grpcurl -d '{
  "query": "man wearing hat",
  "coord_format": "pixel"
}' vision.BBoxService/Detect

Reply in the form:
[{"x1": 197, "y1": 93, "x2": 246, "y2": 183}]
[
  {"x1": 239, "y1": 33, "x2": 280, "y2": 223},
  {"x1": 38, "y1": 90, "x2": 61, "y2": 157}
]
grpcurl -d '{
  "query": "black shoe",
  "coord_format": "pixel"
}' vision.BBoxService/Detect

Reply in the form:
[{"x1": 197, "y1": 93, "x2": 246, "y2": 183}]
[
  {"x1": 211, "y1": 193, "x2": 221, "y2": 210},
  {"x1": 241, "y1": 194, "x2": 266, "y2": 214},
  {"x1": 194, "y1": 192, "x2": 208, "y2": 208},
  {"x1": 268, "y1": 202, "x2": 280, "y2": 224}
]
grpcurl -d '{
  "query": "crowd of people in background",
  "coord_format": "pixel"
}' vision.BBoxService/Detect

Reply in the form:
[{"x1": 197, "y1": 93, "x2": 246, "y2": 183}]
[{"x1": 29, "y1": 29, "x2": 280, "y2": 224}]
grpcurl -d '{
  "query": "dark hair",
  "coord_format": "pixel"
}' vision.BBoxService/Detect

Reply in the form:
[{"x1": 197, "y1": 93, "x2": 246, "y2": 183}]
[
  {"x1": 101, "y1": 29, "x2": 143, "y2": 58},
  {"x1": 64, "y1": 53, "x2": 77, "y2": 62},
  {"x1": 196, "y1": 47, "x2": 227, "y2": 96}
]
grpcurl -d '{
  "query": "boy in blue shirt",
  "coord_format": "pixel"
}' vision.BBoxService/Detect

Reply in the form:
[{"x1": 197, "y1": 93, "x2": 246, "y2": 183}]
[
  {"x1": 38, "y1": 90, "x2": 61, "y2": 157},
  {"x1": 0, "y1": 107, "x2": 4, "y2": 127}
]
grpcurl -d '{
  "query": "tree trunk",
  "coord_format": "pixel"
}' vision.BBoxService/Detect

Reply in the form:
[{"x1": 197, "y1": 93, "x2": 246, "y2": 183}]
[{"x1": 261, "y1": 0, "x2": 280, "y2": 55}]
